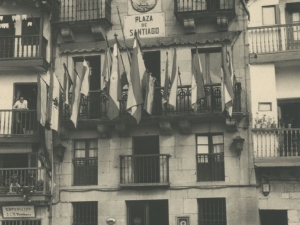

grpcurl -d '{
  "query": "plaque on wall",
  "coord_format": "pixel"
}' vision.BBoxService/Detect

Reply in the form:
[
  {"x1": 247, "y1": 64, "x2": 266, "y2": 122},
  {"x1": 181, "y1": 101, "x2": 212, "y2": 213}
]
[{"x1": 2, "y1": 206, "x2": 35, "y2": 218}]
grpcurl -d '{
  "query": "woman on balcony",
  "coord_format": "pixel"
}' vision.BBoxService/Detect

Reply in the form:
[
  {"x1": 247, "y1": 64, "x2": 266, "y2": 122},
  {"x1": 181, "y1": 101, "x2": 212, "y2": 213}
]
[{"x1": 12, "y1": 96, "x2": 28, "y2": 134}]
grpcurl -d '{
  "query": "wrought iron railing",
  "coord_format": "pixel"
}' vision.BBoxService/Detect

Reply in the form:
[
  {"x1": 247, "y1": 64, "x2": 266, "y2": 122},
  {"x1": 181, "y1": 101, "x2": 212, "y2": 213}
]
[
  {"x1": 174, "y1": 0, "x2": 234, "y2": 12},
  {"x1": 62, "y1": 83, "x2": 242, "y2": 120},
  {"x1": 0, "y1": 35, "x2": 47, "y2": 59},
  {"x1": 1, "y1": 220, "x2": 41, "y2": 225},
  {"x1": 196, "y1": 153, "x2": 225, "y2": 181},
  {"x1": 0, "y1": 168, "x2": 49, "y2": 195},
  {"x1": 0, "y1": 110, "x2": 38, "y2": 136},
  {"x1": 248, "y1": 23, "x2": 300, "y2": 54},
  {"x1": 73, "y1": 158, "x2": 98, "y2": 186},
  {"x1": 252, "y1": 128, "x2": 300, "y2": 158},
  {"x1": 120, "y1": 154, "x2": 170, "y2": 185},
  {"x1": 53, "y1": 0, "x2": 111, "y2": 23}
]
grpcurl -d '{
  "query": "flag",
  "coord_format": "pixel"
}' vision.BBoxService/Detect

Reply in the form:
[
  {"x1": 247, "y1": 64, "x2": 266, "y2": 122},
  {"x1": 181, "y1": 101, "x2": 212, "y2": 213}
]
[
  {"x1": 221, "y1": 47, "x2": 235, "y2": 116},
  {"x1": 144, "y1": 73, "x2": 156, "y2": 115},
  {"x1": 107, "y1": 42, "x2": 123, "y2": 120},
  {"x1": 37, "y1": 75, "x2": 48, "y2": 126},
  {"x1": 45, "y1": 68, "x2": 53, "y2": 130},
  {"x1": 63, "y1": 64, "x2": 72, "y2": 105},
  {"x1": 70, "y1": 70, "x2": 82, "y2": 128},
  {"x1": 81, "y1": 59, "x2": 90, "y2": 96},
  {"x1": 168, "y1": 48, "x2": 178, "y2": 109},
  {"x1": 50, "y1": 74, "x2": 60, "y2": 131},
  {"x1": 163, "y1": 52, "x2": 170, "y2": 104},
  {"x1": 126, "y1": 36, "x2": 145, "y2": 124},
  {"x1": 101, "y1": 48, "x2": 112, "y2": 91}
]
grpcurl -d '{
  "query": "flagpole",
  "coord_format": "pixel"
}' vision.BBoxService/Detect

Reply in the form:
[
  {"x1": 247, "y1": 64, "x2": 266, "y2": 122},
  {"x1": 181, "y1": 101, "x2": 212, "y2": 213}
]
[
  {"x1": 114, "y1": 33, "x2": 127, "y2": 75},
  {"x1": 116, "y1": 6, "x2": 131, "y2": 64}
]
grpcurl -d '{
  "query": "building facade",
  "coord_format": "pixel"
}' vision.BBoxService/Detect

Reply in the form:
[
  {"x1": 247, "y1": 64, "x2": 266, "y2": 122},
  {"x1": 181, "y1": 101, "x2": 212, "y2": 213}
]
[{"x1": 248, "y1": 0, "x2": 300, "y2": 224}]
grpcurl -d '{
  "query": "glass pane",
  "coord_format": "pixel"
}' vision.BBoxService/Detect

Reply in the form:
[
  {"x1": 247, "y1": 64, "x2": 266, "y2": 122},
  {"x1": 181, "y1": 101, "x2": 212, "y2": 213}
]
[
  {"x1": 263, "y1": 6, "x2": 276, "y2": 25},
  {"x1": 89, "y1": 140, "x2": 98, "y2": 149},
  {"x1": 213, "y1": 144, "x2": 224, "y2": 153},
  {"x1": 197, "y1": 145, "x2": 209, "y2": 154},
  {"x1": 212, "y1": 135, "x2": 223, "y2": 144},
  {"x1": 209, "y1": 52, "x2": 221, "y2": 83},
  {"x1": 74, "y1": 140, "x2": 85, "y2": 149},
  {"x1": 293, "y1": 12, "x2": 300, "y2": 22},
  {"x1": 89, "y1": 149, "x2": 98, "y2": 158},
  {"x1": 197, "y1": 136, "x2": 208, "y2": 144},
  {"x1": 75, "y1": 150, "x2": 85, "y2": 158}
]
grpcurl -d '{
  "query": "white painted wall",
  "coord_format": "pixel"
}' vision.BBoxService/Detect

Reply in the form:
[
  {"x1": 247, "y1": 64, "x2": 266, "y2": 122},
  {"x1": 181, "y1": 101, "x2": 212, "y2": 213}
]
[{"x1": 276, "y1": 65, "x2": 300, "y2": 99}]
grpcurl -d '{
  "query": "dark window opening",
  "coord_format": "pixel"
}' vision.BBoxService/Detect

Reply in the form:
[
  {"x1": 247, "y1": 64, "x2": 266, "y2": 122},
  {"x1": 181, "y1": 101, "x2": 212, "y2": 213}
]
[
  {"x1": 196, "y1": 134, "x2": 225, "y2": 181},
  {"x1": 73, "y1": 202, "x2": 98, "y2": 225},
  {"x1": 198, "y1": 198, "x2": 227, "y2": 225},
  {"x1": 0, "y1": 15, "x2": 15, "y2": 58},
  {"x1": 73, "y1": 139, "x2": 98, "y2": 186},
  {"x1": 0, "y1": 153, "x2": 37, "y2": 168},
  {"x1": 22, "y1": 17, "x2": 40, "y2": 46},
  {"x1": 260, "y1": 210, "x2": 288, "y2": 225},
  {"x1": 14, "y1": 83, "x2": 38, "y2": 110},
  {"x1": 133, "y1": 136, "x2": 160, "y2": 183},
  {"x1": 127, "y1": 200, "x2": 169, "y2": 225},
  {"x1": 143, "y1": 51, "x2": 160, "y2": 85},
  {"x1": 278, "y1": 99, "x2": 300, "y2": 128},
  {"x1": 0, "y1": 15, "x2": 15, "y2": 36}
]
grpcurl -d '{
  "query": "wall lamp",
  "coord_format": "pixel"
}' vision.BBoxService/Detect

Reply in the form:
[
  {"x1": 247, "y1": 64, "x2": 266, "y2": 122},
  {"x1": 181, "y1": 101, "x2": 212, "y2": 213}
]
[
  {"x1": 232, "y1": 136, "x2": 245, "y2": 155},
  {"x1": 53, "y1": 143, "x2": 66, "y2": 162},
  {"x1": 261, "y1": 177, "x2": 270, "y2": 196}
]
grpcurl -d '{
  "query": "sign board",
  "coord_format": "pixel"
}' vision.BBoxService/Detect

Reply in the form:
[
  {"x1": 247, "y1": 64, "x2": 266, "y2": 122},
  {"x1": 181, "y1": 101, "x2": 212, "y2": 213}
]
[
  {"x1": 2, "y1": 206, "x2": 35, "y2": 218},
  {"x1": 124, "y1": 13, "x2": 165, "y2": 39},
  {"x1": 128, "y1": 0, "x2": 162, "y2": 15}
]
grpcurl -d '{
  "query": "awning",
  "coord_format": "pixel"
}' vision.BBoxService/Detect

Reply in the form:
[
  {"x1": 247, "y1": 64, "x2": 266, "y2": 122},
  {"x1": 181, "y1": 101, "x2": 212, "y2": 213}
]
[{"x1": 59, "y1": 31, "x2": 239, "y2": 54}]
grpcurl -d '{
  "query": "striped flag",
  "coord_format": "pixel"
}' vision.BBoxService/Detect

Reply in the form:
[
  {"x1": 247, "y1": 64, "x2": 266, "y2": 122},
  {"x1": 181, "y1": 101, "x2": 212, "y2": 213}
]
[
  {"x1": 63, "y1": 64, "x2": 72, "y2": 105},
  {"x1": 168, "y1": 48, "x2": 178, "y2": 109},
  {"x1": 37, "y1": 75, "x2": 48, "y2": 126},
  {"x1": 50, "y1": 74, "x2": 60, "y2": 131},
  {"x1": 80, "y1": 59, "x2": 91, "y2": 97}
]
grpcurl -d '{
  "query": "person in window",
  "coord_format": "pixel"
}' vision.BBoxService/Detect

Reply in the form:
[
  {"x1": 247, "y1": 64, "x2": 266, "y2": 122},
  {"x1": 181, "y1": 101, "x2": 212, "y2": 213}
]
[{"x1": 12, "y1": 96, "x2": 28, "y2": 134}]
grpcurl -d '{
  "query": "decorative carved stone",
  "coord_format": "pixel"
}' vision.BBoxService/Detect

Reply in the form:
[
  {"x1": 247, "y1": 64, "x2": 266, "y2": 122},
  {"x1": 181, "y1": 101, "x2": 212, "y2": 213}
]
[
  {"x1": 60, "y1": 27, "x2": 74, "y2": 42},
  {"x1": 226, "y1": 118, "x2": 237, "y2": 132},
  {"x1": 59, "y1": 126, "x2": 70, "y2": 140},
  {"x1": 159, "y1": 122, "x2": 172, "y2": 135},
  {"x1": 217, "y1": 16, "x2": 229, "y2": 31},
  {"x1": 183, "y1": 18, "x2": 195, "y2": 34},
  {"x1": 115, "y1": 124, "x2": 128, "y2": 137},
  {"x1": 97, "y1": 124, "x2": 111, "y2": 138},
  {"x1": 178, "y1": 120, "x2": 192, "y2": 134},
  {"x1": 91, "y1": 25, "x2": 105, "y2": 41}
]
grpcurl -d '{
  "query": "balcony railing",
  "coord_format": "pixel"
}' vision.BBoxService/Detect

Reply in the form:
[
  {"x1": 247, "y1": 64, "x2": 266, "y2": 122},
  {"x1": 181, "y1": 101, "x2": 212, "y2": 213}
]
[
  {"x1": 252, "y1": 128, "x2": 300, "y2": 158},
  {"x1": 248, "y1": 23, "x2": 300, "y2": 54},
  {"x1": 196, "y1": 153, "x2": 225, "y2": 181},
  {"x1": 62, "y1": 83, "x2": 241, "y2": 121},
  {"x1": 53, "y1": 0, "x2": 111, "y2": 23},
  {"x1": 0, "y1": 35, "x2": 47, "y2": 59},
  {"x1": 73, "y1": 158, "x2": 98, "y2": 186},
  {"x1": 0, "y1": 110, "x2": 38, "y2": 137},
  {"x1": 174, "y1": 0, "x2": 234, "y2": 12},
  {"x1": 0, "y1": 168, "x2": 49, "y2": 195},
  {"x1": 120, "y1": 154, "x2": 170, "y2": 186},
  {"x1": 0, "y1": 220, "x2": 41, "y2": 225}
]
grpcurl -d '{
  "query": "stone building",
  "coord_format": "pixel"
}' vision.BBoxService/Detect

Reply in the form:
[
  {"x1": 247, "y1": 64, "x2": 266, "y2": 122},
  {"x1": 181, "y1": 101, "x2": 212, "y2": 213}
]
[{"x1": 248, "y1": 0, "x2": 300, "y2": 224}]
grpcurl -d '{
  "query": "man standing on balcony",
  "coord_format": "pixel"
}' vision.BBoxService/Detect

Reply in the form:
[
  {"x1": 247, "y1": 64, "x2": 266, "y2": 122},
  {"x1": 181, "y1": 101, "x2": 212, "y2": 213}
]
[{"x1": 12, "y1": 96, "x2": 28, "y2": 134}]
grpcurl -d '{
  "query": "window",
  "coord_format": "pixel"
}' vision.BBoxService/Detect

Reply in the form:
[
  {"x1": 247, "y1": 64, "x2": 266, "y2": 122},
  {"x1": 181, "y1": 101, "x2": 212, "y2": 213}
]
[
  {"x1": 22, "y1": 17, "x2": 40, "y2": 46},
  {"x1": 262, "y1": 6, "x2": 276, "y2": 25},
  {"x1": 259, "y1": 210, "x2": 287, "y2": 225},
  {"x1": 127, "y1": 200, "x2": 169, "y2": 225},
  {"x1": 73, "y1": 202, "x2": 98, "y2": 225},
  {"x1": 292, "y1": 12, "x2": 300, "y2": 40},
  {"x1": 1, "y1": 220, "x2": 41, "y2": 225},
  {"x1": 198, "y1": 198, "x2": 226, "y2": 225},
  {"x1": 143, "y1": 51, "x2": 160, "y2": 85},
  {"x1": 73, "y1": 140, "x2": 98, "y2": 186},
  {"x1": 196, "y1": 134, "x2": 225, "y2": 181}
]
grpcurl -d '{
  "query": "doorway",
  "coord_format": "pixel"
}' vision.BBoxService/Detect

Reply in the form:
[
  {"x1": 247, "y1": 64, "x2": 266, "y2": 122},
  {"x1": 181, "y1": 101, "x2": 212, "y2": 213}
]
[{"x1": 14, "y1": 83, "x2": 38, "y2": 110}]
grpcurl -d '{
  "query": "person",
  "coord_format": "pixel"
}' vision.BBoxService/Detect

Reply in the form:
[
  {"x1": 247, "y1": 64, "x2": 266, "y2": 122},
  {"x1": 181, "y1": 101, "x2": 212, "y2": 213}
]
[{"x1": 12, "y1": 96, "x2": 28, "y2": 134}]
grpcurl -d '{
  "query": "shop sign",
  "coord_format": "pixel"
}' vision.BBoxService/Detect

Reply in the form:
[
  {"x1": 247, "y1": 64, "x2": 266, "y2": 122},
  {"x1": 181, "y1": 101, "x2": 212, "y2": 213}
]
[
  {"x1": 124, "y1": 13, "x2": 165, "y2": 39},
  {"x1": 2, "y1": 206, "x2": 35, "y2": 218}
]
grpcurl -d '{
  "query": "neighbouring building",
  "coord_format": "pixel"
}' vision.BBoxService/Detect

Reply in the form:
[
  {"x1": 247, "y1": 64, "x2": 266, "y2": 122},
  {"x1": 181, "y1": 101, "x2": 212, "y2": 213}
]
[
  {"x1": 0, "y1": 1, "x2": 52, "y2": 225},
  {"x1": 248, "y1": 0, "x2": 300, "y2": 224}
]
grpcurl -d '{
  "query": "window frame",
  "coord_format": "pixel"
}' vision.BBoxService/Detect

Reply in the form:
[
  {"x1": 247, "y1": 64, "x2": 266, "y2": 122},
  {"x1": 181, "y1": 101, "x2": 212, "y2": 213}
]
[
  {"x1": 73, "y1": 202, "x2": 98, "y2": 225},
  {"x1": 74, "y1": 139, "x2": 98, "y2": 159},
  {"x1": 198, "y1": 198, "x2": 227, "y2": 225},
  {"x1": 262, "y1": 5, "x2": 276, "y2": 26}
]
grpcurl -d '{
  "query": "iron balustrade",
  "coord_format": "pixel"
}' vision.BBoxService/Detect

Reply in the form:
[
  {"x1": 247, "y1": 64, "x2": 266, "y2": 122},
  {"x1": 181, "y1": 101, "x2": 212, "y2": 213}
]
[
  {"x1": 0, "y1": 110, "x2": 38, "y2": 136},
  {"x1": 196, "y1": 153, "x2": 225, "y2": 181},
  {"x1": 0, "y1": 167, "x2": 49, "y2": 194},
  {"x1": 1, "y1": 220, "x2": 41, "y2": 225},
  {"x1": 62, "y1": 83, "x2": 241, "y2": 120},
  {"x1": 252, "y1": 128, "x2": 300, "y2": 158},
  {"x1": 73, "y1": 202, "x2": 98, "y2": 225},
  {"x1": 73, "y1": 158, "x2": 98, "y2": 186},
  {"x1": 53, "y1": 0, "x2": 111, "y2": 23},
  {"x1": 174, "y1": 0, "x2": 234, "y2": 12},
  {"x1": 0, "y1": 35, "x2": 47, "y2": 59},
  {"x1": 248, "y1": 23, "x2": 300, "y2": 54},
  {"x1": 120, "y1": 154, "x2": 170, "y2": 185}
]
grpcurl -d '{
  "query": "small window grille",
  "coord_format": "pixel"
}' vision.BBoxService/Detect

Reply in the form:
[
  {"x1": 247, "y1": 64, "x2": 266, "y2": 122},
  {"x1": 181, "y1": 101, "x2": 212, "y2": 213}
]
[
  {"x1": 73, "y1": 202, "x2": 98, "y2": 225},
  {"x1": 198, "y1": 198, "x2": 227, "y2": 225}
]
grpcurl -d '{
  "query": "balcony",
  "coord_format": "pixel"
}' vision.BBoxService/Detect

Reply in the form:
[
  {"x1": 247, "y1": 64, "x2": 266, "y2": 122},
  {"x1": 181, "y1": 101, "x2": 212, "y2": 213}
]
[
  {"x1": 0, "y1": 110, "x2": 39, "y2": 143},
  {"x1": 0, "y1": 167, "x2": 50, "y2": 204},
  {"x1": 0, "y1": 35, "x2": 48, "y2": 71},
  {"x1": 174, "y1": 0, "x2": 235, "y2": 32},
  {"x1": 252, "y1": 128, "x2": 300, "y2": 167},
  {"x1": 120, "y1": 154, "x2": 171, "y2": 188},
  {"x1": 73, "y1": 158, "x2": 98, "y2": 186},
  {"x1": 248, "y1": 23, "x2": 300, "y2": 63},
  {"x1": 52, "y1": 0, "x2": 112, "y2": 41},
  {"x1": 62, "y1": 83, "x2": 242, "y2": 128}
]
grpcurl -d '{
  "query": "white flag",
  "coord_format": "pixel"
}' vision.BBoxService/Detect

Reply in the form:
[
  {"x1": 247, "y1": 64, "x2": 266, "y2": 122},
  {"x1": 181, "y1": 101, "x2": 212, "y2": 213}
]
[{"x1": 50, "y1": 74, "x2": 60, "y2": 131}]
